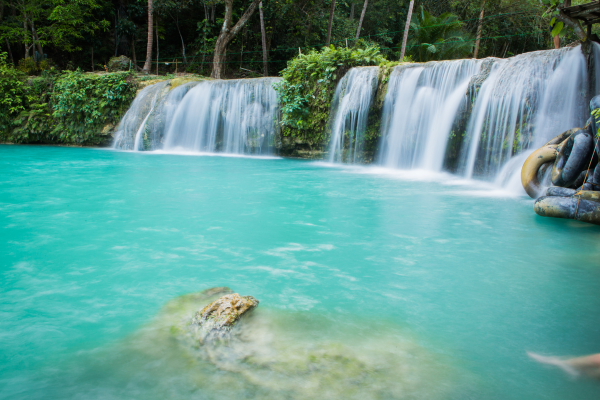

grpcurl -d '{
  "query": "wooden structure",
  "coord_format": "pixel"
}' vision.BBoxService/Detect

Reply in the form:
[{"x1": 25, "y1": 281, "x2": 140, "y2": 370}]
[{"x1": 562, "y1": 1, "x2": 600, "y2": 36}]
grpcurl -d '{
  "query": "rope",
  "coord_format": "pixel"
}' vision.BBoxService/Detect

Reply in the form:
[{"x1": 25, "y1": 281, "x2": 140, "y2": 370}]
[{"x1": 574, "y1": 133, "x2": 600, "y2": 218}]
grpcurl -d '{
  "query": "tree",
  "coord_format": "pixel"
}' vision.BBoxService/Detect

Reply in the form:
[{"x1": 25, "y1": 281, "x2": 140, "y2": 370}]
[
  {"x1": 259, "y1": 0, "x2": 267, "y2": 76},
  {"x1": 326, "y1": 0, "x2": 335, "y2": 46},
  {"x1": 143, "y1": 0, "x2": 153, "y2": 73},
  {"x1": 355, "y1": 0, "x2": 367, "y2": 40},
  {"x1": 400, "y1": 0, "x2": 414, "y2": 61},
  {"x1": 211, "y1": 0, "x2": 260, "y2": 79},
  {"x1": 155, "y1": 0, "x2": 191, "y2": 65},
  {"x1": 473, "y1": 0, "x2": 485, "y2": 58}
]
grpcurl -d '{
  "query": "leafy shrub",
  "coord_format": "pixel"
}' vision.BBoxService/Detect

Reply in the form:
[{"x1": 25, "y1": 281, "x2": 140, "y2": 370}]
[
  {"x1": 0, "y1": 53, "x2": 27, "y2": 141},
  {"x1": 51, "y1": 70, "x2": 137, "y2": 144},
  {"x1": 17, "y1": 57, "x2": 39, "y2": 75},
  {"x1": 11, "y1": 71, "x2": 58, "y2": 143},
  {"x1": 17, "y1": 57, "x2": 57, "y2": 76},
  {"x1": 274, "y1": 44, "x2": 386, "y2": 146}
]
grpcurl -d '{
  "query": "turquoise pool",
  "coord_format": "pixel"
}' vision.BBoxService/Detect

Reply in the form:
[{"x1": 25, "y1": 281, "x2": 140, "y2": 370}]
[{"x1": 1, "y1": 145, "x2": 599, "y2": 399}]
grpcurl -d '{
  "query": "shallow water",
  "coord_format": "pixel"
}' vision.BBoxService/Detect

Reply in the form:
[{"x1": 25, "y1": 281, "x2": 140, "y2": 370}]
[{"x1": 1, "y1": 145, "x2": 600, "y2": 400}]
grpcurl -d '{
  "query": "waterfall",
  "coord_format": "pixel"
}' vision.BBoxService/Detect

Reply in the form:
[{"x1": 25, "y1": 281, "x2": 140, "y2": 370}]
[
  {"x1": 328, "y1": 67, "x2": 378, "y2": 163},
  {"x1": 163, "y1": 78, "x2": 280, "y2": 154},
  {"x1": 459, "y1": 46, "x2": 588, "y2": 180},
  {"x1": 377, "y1": 59, "x2": 480, "y2": 170},
  {"x1": 113, "y1": 81, "x2": 170, "y2": 150},
  {"x1": 113, "y1": 78, "x2": 280, "y2": 155},
  {"x1": 593, "y1": 42, "x2": 600, "y2": 94}
]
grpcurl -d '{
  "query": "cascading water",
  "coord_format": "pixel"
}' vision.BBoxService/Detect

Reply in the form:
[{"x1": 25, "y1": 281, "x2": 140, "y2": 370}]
[
  {"x1": 113, "y1": 81, "x2": 170, "y2": 150},
  {"x1": 113, "y1": 78, "x2": 280, "y2": 155},
  {"x1": 375, "y1": 45, "x2": 595, "y2": 193},
  {"x1": 163, "y1": 78, "x2": 280, "y2": 154},
  {"x1": 460, "y1": 46, "x2": 588, "y2": 181},
  {"x1": 328, "y1": 67, "x2": 378, "y2": 163},
  {"x1": 377, "y1": 59, "x2": 480, "y2": 170}
]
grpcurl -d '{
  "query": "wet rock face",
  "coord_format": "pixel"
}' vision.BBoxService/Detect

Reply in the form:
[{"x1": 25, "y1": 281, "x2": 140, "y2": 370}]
[
  {"x1": 190, "y1": 293, "x2": 259, "y2": 343},
  {"x1": 466, "y1": 57, "x2": 500, "y2": 98}
]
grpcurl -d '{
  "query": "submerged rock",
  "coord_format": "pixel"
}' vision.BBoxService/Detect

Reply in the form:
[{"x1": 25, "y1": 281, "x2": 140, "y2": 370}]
[{"x1": 189, "y1": 293, "x2": 259, "y2": 343}]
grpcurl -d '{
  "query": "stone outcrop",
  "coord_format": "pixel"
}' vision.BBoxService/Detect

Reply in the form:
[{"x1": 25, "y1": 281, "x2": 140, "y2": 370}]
[
  {"x1": 189, "y1": 293, "x2": 259, "y2": 343},
  {"x1": 108, "y1": 55, "x2": 131, "y2": 72}
]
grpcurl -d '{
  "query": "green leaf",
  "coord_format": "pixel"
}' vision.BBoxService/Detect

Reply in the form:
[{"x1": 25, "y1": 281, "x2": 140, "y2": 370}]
[{"x1": 551, "y1": 21, "x2": 563, "y2": 37}]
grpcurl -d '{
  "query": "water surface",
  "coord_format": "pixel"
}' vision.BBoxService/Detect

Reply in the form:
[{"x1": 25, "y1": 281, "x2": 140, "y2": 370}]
[{"x1": 1, "y1": 145, "x2": 599, "y2": 399}]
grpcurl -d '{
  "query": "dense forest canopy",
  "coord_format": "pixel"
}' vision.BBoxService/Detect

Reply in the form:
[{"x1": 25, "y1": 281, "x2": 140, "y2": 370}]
[{"x1": 0, "y1": 0, "x2": 594, "y2": 77}]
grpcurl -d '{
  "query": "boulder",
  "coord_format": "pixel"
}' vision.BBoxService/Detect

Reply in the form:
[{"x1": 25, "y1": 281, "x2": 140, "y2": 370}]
[
  {"x1": 189, "y1": 293, "x2": 259, "y2": 343},
  {"x1": 108, "y1": 55, "x2": 131, "y2": 72},
  {"x1": 534, "y1": 195, "x2": 600, "y2": 225},
  {"x1": 551, "y1": 129, "x2": 595, "y2": 187}
]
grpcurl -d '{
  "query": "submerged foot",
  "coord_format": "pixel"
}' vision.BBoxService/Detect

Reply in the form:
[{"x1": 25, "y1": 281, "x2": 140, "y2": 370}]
[{"x1": 527, "y1": 352, "x2": 580, "y2": 377}]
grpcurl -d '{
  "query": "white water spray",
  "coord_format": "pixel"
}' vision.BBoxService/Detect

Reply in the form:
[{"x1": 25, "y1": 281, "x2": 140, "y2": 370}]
[
  {"x1": 377, "y1": 60, "x2": 480, "y2": 170},
  {"x1": 459, "y1": 47, "x2": 587, "y2": 181},
  {"x1": 328, "y1": 67, "x2": 378, "y2": 163},
  {"x1": 113, "y1": 78, "x2": 280, "y2": 155}
]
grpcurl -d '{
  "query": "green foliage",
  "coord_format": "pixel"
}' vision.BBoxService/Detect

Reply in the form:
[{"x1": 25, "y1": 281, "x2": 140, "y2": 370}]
[
  {"x1": 11, "y1": 72, "x2": 57, "y2": 143},
  {"x1": 1, "y1": 60, "x2": 138, "y2": 145},
  {"x1": 274, "y1": 44, "x2": 386, "y2": 145},
  {"x1": 17, "y1": 58, "x2": 39, "y2": 75},
  {"x1": 0, "y1": 54, "x2": 27, "y2": 137},
  {"x1": 408, "y1": 6, "x2": 473, "y2": 62},
  {"x1": 17, "y1": 57, "x2": 56, "y2": 76},
  {"x1": 592, "y1": 109, "x2": 600, "y2": 138},
  {"x1": 51, "y1": 70, "x2": 137, "y2": 144}
]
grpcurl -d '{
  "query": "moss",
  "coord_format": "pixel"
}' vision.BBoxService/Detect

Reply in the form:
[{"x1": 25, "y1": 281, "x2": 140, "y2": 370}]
[{"x1": 169, "y1": 76, "x2": 206, "y2": 90}]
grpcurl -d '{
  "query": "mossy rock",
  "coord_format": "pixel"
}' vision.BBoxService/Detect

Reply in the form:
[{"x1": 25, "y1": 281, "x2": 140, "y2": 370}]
[
  {"x1": 108, "y1": 55, "x2": 132, "y2": 72},
  {"x1": 170, "y1": 76, "x2": 206, "y2": 90}
]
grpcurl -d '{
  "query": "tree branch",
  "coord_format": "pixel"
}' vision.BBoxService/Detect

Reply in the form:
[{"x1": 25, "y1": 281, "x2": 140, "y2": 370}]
[{"x1": 557, "y1": 7, "x2": 586, "y2": 41}]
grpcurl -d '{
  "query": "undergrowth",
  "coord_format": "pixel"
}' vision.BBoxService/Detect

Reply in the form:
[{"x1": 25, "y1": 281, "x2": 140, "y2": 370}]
[
  {"x1": 274, "y1": 43, "x2": 387, "y2": 148},
  {"x1": 0, "y1": 61, "x2": 137, "y2": 145}
]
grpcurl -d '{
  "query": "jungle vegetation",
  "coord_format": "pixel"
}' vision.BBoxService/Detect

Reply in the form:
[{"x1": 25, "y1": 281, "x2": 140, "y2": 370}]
[
  {"x1": 0, "y1": 0, "x2": 587, "y2": 78},
  {"x1": 0, "y1": 1, "x2": 594, "y2": 147}
]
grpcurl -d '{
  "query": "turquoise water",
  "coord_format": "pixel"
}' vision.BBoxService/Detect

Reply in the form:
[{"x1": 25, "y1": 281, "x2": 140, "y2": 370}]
[{"x1": 1, "y1": 145, "x2": 600, "y2": 399}]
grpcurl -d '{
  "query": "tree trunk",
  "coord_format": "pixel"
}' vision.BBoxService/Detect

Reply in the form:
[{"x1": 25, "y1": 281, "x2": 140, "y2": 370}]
[
  {"x1": 23, "y1": 19, "x2": 29, "y2": 58},
  {"x1": 5, "y1": 38, "x2": 14, "y2": 65},
  {"x1": 326, "y1": 0, "x2": 335, "y2": 47},
  {"x1": 259, "y1": 1, "x2": 268, "y2": 76},
  {"x1": 143, "y1": 0, "x2": 153, "y2": 73},
  {"x1": 91, "y1": 46, "x2": 94, "y2": 71},
  {"x1": 155, "y1": 20, "x2": 159, "y2": 75},
  {"x1": 31, "y1": 23, "x2": 43, "y2": 57},
  {"x1": 26, "y1": 17, "x2": 43, "y2": 58},
  {"x1": 176, "y1": 24, "x2": 186, "y2": 65},
  {"x1": 473, "y1": 0, "x2": 485, "y2": 58},
  {"x1": 400, "y1": 0, "x2": 414, "y2": 61},
  {"x1": 131, "y1": 40, "x2": 142, "y2": 71},
  {"x1": 556, "y1": 8, "x2": 586, "y2": 41},
  {"x1": 355, "y1": 0, "x2": 368, "y2": 41},
  {"x1": 349, "y1": 2, "x2": 354, "y2": 20},
  {"x1": 211, "y1": 0, "x2": 260, "y2": 79}
]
